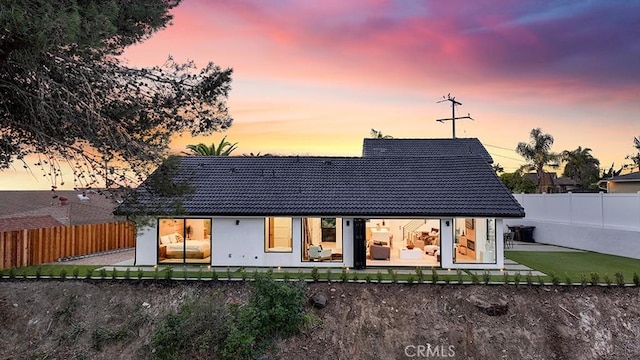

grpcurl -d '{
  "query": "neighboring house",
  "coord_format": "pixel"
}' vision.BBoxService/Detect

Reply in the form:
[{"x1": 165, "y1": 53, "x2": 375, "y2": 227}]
[
  {"x1": 116, "y1": 138, "x2": 525, "y2": 270},
  {"x1": 523, "y1": 172, "x2": 577, "y2": 193},
  {"x1": 598, "y1": 171, "x2": 640, "y2": 193},
  {"x1": 0, "y1": 190, "x2": 121, "y2": 231}
]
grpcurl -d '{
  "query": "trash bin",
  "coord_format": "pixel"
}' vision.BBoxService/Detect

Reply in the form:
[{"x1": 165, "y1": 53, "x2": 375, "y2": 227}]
[{"x1": 520, "y1": 226, "x2": 535, "y2": 243}]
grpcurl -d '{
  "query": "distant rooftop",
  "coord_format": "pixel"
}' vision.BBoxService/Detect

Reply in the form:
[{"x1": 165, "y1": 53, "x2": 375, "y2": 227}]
[{"x1": 362, "y1": 138, "x2": 493, "y2": 163}]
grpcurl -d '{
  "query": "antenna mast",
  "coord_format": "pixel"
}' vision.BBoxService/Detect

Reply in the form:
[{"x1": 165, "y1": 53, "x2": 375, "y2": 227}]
[{"x1": 436, "y1": 93, "x2": 473, "y2": 138}]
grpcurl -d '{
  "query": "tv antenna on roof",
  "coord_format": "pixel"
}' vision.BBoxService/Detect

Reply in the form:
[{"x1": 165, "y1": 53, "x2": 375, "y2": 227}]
[{"x1": 436, "y1": 93, "x2": 474, "y2": 138}]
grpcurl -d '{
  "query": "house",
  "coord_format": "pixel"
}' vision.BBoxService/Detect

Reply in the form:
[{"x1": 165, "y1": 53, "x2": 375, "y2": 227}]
[
  {"x1": 523, "y1": 172, "x2": 577, "y2": 193},
  {"x1": 598, "y1": 171, "x2": 640, "y2": 193},
  {"x1": 116, "y1": 138, "x2": 525, "y2": 270},
  {"x1": 0, "y1": 190, "x2": 121, "y2": 232}
]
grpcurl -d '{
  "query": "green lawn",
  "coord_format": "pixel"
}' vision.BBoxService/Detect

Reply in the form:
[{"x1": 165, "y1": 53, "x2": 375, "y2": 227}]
[{"x1": 506, "y1": 251, "x2": 640, "y2": 282}]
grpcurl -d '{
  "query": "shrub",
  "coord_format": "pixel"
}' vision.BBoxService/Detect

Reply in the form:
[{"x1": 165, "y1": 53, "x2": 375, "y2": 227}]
[
  {"x1": 407, "y1": 275, "x2": 415, "y2": 285},
  {"x1": 415, "y1": 266, "x2": 424, "y2": 283},
  {"x1": 537, "y1": 276, "x2": 545, "y2": 286},
  {"x1": 152, "y1": 295, "x2": 230, "y2": 359},
  {"x1": 111, "y1": 267, "x2": 118, "y2": 280},
  {"x1": 525, "y1": 270, "x2": 533, "y2": 286},
  {"x1": 124, "y1": 268, "x2": 131, "y2": 280},
  {"x1": 615, "y1": 272, "x2": 624, "y2": 287},
  {"x1": 351, "y1": 272, "x2": 359, "y2": 282},
  {"x1": 513, "y1": 272, "x2": 521, "y2": 287},
  {"x1": 59, "y1": 268, "x2": 68, "y2": 280},
  {"x1": 470, "y1": 273, "x2": 479, "y2": 285},
  {"x1": 389, "y1": 269, "x2": 398, "y2": 283},
  {"x1": 8, "y1": 267, "x2": 16, "y2": 279},
  {"x1": 590, "y1": 272, "x2": 600, "y2": 286},
  {"x1": 431, "y1": 267, "x2": 439, "y2": 284},
  {"x1": 153, "y1": 267, "x2": 160, "y2": 280},
  {"x1": 376, "y1": 271, "x2": 383, "y2": 283},
  {"x1": 456, "y1": 269, "x2": 464, "y2": 284},
  {"x1": 211, "y1": 269, "x2": 219, "y2": 281},
  {"x1": 549, "y1": 271, "x2": 560, "y2": 286},
  {"x1": 85, "y1": 269, "x2": 92, "y2": 279},
  {"x1": 603, "y1": 274, "x2": 612, "y2": 287},
  {"x1": 196, "y1": 267, "x2": 203, "y2": 281},
  {"x1": 226, "y1": 267, "x2": 232, "y2": 281},
  {"x1": 365, "y1": 274, "x2": 372, "y2": 283},
  {"x1": 580, "y1": 274, "x2": 588, "y2": 287},
  {"x1": 502, "y1": 272, "x2": 510, "y2": 285},
  {"x1": 72, "y1": 267, "x2": 80, "y2": 279},
  {"x1": 443, "y1": 276, "x2": 450, "y2": 285},
  {"x1": 340, "y1": 268, "x2": 349, "y2": 283},
  {"x1": 137, "y1": 267, "x2": 144, "y2": 280},
  {"x1": 326, "y1": 268, "x2": 332, "y2": 282},
  {"x1": 164, "y1": 267, "x2": 173, "y2": 280},
  {"x1": 482, "y1": 271, "x2": 490, "y2": 285},
  {"x1": 223, "y1": 275, "x2": 310, "y2": 359},
  {"x1": 311, "y1": 267, "x2": 319, "y2": 282},
  {"x1": 283, "y1": 270, "x2": 291, "y2": 282},
  {"x1": 633, "y1": 272, "x2": 640, "y2": 287},
  {"x1": 35, "y1": 266, "x2": 43, "y2": 279},
  {"x1": 564, "y1": 273, "x2": 572, "y2": 287},
  {"x1": 240, "y1": 267, "x2": 248, "y2": 282}
]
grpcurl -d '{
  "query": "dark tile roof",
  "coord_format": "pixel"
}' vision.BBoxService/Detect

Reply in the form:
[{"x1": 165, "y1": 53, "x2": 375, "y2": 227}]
[
  {"x1": 608, "y1": 171, "x2": 640, "y2": 182},
  {"x1": 363, "y1": 138, "x2": 493, "y2": 163},
  {"x1": 117, "y1": 156, "x2": 524, "y2": 218},
  {"x1": 0, "y1": 215, "x2": 63, "y2": 232},
  {"x1": 0, "y1": 190, "x2": 121, "y2": 225}
]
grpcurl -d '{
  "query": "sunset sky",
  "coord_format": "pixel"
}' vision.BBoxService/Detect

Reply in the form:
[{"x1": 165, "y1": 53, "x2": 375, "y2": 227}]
[{"x1": 2, "y1": 0, "x2": 639, "y2": 189}]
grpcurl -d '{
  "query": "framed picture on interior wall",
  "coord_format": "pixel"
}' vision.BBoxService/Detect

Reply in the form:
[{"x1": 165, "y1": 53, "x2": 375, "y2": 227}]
[{"x1": 465, "y1": 218, "x2": 474, "y2": 230}]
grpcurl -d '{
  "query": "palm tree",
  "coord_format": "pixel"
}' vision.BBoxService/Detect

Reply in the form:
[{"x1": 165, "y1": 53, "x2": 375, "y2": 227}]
[
  {"x1": 242, "y1": 152, "x2": 271, "y2": 157},
  {"x1": 185, "y1": 136, "x2": 238, "y2": 156},
  {"x1": 562, "y1": 146, "x2": 600, "y2": 189},
  {"x1": 516, "y1": 128, "x2": 560, "y2": 193},
  {"x1": 370, "y1": 129, "x2": 393, "y2": 139},
  {"x1": 492, "y1": 163, "x2": 504, "y2": 174}
]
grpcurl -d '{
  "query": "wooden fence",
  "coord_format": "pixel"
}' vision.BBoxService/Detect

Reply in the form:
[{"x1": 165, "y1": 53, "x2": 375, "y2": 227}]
[{"x1": 0, "y1": 221, "x2": 135, "y2": 269}]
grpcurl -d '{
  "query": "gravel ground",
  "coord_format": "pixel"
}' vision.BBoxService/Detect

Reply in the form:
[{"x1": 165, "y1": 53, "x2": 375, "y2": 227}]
[{"x1": 48, "y1": 248, "x2": 135, "y2": 266}]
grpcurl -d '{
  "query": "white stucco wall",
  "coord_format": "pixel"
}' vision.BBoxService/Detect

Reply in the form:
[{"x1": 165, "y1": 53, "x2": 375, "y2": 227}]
[
  {"x1": 135, "y1": 223, "x2": 158, "y2": 266},
  {"x1": 136, "y1": 217, "x2": 355, "y2": 268}
]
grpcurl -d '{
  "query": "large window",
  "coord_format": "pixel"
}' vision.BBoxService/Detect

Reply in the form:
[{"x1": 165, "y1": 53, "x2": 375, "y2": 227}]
[
  {"x1": 453, "y1": 218, "x2": 496, "y2": 264},
  {"x1": 265, "y1": 217, "x2": 292, "y2": 252},
  {"x1": 302, "y1": 217, "x2": 343, "y2": 262},
  {"x1": 158, "y1": 218, "x2": 211, "y2": 264}
]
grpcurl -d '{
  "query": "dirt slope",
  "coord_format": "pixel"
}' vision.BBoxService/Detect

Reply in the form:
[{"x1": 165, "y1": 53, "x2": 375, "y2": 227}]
[{"x1": 0, "y1": 281, "x2": 638, "y2": 359}]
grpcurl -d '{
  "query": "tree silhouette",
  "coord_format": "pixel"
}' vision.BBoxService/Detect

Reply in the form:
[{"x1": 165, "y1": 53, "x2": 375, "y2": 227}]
[
  {"x1": 516, "y1": 128, "x2": 560, "y2": 193},
  {"x1": 370, "y1": 129, "x2": 393, "y2": 139},
  {"x1": 562, "y1": 146, "x2": 600, "y2": 189}
]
